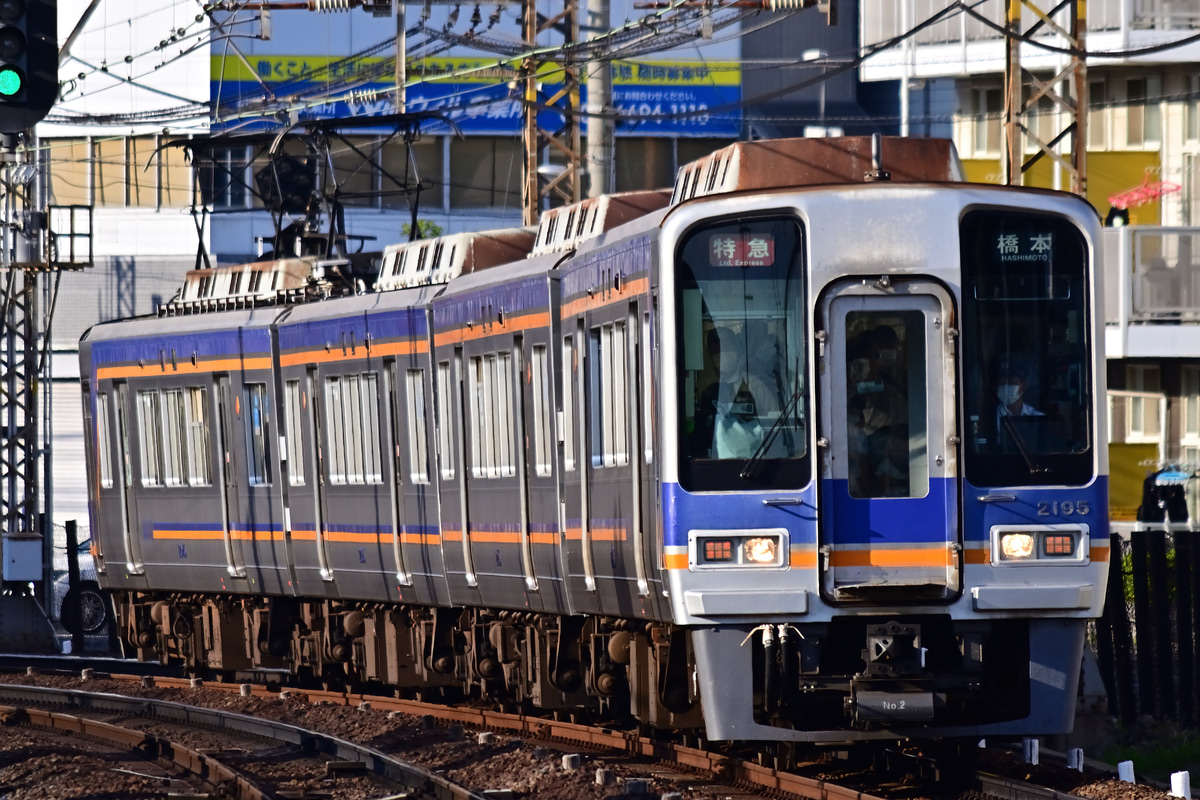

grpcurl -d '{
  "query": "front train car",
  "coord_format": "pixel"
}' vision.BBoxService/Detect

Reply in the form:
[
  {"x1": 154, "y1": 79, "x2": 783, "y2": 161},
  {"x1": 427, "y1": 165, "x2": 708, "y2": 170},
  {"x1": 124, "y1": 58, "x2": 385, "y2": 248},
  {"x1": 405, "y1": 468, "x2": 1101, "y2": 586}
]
[{"x1": 660, "y1": 138, "x2": 1107, "y2": 741}]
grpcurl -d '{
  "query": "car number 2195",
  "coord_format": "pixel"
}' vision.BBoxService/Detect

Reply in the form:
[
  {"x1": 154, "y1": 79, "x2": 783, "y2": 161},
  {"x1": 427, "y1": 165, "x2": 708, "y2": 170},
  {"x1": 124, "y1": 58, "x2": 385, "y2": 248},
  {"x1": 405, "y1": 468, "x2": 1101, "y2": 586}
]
[{"x1": 1037, "y1": 500, "x2": 1090, "y2": 516}]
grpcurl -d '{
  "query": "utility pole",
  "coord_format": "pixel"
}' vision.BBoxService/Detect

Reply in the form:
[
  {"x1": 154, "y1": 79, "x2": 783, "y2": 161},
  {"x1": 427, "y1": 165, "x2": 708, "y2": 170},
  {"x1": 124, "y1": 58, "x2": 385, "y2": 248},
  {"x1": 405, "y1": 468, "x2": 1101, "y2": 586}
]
[
  {"x1": 521, "y1": 0, "x2": 584, "y2": 225},
  {"x1": 1002, "y1": 0, "x2": 1087, "y2": 196},
  {"x1": 585, "y1": 0, "x2": 612, "y2": 198}
]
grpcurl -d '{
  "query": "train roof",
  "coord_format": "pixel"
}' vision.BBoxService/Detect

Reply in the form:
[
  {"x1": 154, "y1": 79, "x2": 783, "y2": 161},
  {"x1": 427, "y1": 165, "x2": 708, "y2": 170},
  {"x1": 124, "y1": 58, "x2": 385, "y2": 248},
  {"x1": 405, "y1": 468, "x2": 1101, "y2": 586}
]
[
  {"x1": 374, "y1": 227, "x2": 537, "y2": 292},
  {"x1": 80, "y1": 304, "x2": 286, "y2": 345},
  {"x1": 670, "y1": 136, "x2": 962, "y2": 203}
]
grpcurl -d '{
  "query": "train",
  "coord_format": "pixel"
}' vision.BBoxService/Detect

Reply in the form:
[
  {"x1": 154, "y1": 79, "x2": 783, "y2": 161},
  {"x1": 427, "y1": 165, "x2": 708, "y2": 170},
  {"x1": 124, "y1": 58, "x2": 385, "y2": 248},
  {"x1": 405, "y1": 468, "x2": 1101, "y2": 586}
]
[{"x1": 80, "y1": 135, "x2": 1109, "y2": 742}]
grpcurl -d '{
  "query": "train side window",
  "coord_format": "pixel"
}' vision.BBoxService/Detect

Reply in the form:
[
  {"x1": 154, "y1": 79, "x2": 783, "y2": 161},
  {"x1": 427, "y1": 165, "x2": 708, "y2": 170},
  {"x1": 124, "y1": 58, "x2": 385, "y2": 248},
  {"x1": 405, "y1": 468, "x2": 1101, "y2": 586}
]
[
  {"x1": 245, "y1": 383, "x2": 271, "y2": 486},
  {"x1": 642, "y1": 311, "x2": 654, "y2": 465},
  {"x1": 284, "y1": 380, "x2": 305, "y2": 486},
  {"x1": 161, "y1": 388, "x2": 187, "y2": 487},
  {"x1": 137, "y1": 389, "x2": 164, "y2": 487},
  {"x1": 562, "y1": 336, "x2": 576, "y2": 472},
  {"x1": 186, "y1": 387, "x2": 212, "y2": 486},
  {"x1": 96, "y1": 392, "x2": 113, "y2": 488},
  {"x1": 531, "y1": 345, "x2": 552, "y2": 477},
  {"x1": 324, "y1": 374, "x2": 382, "y2": 485},
  {"x1": 406, "y1": 369, "x2": 431, "y2": 484},
  {"x1": 468, "y1": 353, "x2": 515, "y2": 479},
  {"x1": 436, "y1": 361, "x2": 455, "y2": 480}
]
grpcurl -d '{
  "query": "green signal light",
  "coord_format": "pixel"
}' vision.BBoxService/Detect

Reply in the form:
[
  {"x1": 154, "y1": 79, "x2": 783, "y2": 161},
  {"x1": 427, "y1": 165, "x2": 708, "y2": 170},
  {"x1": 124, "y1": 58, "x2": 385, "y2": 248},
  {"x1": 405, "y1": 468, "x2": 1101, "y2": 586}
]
[{"x1": 0, "y1": 67, "x2": 21, "y2": 97}]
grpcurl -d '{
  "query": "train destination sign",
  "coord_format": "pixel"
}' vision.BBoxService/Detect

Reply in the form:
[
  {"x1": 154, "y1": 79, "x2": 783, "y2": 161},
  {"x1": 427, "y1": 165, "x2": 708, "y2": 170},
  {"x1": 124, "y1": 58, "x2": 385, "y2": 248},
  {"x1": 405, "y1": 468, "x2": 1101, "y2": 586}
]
[{"x1": 709, "y1": 233, "x2": 775, "y2": 267}]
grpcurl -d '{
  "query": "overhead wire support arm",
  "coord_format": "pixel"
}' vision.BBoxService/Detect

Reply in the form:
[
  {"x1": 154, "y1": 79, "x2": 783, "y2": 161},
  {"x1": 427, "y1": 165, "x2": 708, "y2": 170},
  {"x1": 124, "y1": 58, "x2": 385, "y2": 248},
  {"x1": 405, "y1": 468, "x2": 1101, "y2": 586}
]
[{"x1": 1002, "y1": 0, "x2": 1086, "y2": 197}]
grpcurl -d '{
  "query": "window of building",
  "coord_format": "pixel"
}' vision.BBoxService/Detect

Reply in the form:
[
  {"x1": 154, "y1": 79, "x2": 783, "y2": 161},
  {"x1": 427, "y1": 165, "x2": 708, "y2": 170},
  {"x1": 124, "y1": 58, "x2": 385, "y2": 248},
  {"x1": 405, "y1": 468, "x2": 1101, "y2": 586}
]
[
  {"x1": 246, "y1": 382, "x2": 271, "y2": 485},
  {"x1": 1184, "y1": 366, "x2": 1200, "y2": 441},
  {"x1": 331, "y1": 136, "x2": 376, "y2": 207},
  {"x1": 381, "y1": 136, "x2": 444, "y2": 210},
  {"x1": 95, "y1": 392, "x2": 113, "y2": 488},
  {"x1": 129, "y1": 137, "x2": 158, "y2": 208},
  {"x1": 974, "y1": 87, "x2": 1003, "y2": 155},
  {"x1": 449, "y1": 137, "x2": 521, "y2": 208},
  {"x1": 1187, "y1": 75, "x2": 1200, "y2": 143},
  {"x1": 615, "y1": 138, "x2": 675, "y2": 192},
  {"x1": 285, "y1": 380, "x2": 304, "y2": 486},
  {"x1": 1088, "y1": 80, "x2": 1106, "y2": 148},
  {"x1": 200, "y1": 145, "x2": 251, "y2": 209},
  {"x1": 137, "y1": 389, "x2": 163, "y2": 486},
  {"x1": 1127, "y1": 77, "x2": 1161, "y2": 147},
  {"x1": 405, "y1": 369, "x2": 430, "y2": 484},
  {"x1": 437, "y1": 361, "x2": 455, "y2": 479},
  {"x1": 1127, "y1": 364, "x2": 1162, "y2": 440},
  {"x1": 48, "y1": 138, "x2": 90, "y2": 206},
  {"x1": 94, "y1": 137, "x2": 126, "y2": 208}
]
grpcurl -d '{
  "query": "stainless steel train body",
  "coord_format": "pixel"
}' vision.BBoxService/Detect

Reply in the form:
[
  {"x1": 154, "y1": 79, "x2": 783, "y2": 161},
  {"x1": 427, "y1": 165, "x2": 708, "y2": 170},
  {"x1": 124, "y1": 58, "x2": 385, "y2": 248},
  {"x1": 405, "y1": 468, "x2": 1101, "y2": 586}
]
[{"x1": 80, "y1": 137, "x2": 1108, "y2": 741}]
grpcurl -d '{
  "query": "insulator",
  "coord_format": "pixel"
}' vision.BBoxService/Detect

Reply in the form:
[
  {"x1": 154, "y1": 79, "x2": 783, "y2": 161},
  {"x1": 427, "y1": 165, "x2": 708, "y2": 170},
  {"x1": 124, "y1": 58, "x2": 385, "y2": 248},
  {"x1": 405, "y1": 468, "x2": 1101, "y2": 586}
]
[
  {"x1": 767, "y1": 0, "x2": 810, "y2": 8},
  {"x1": 311, "y1": 0, "x2": 353, "y2": 12}
]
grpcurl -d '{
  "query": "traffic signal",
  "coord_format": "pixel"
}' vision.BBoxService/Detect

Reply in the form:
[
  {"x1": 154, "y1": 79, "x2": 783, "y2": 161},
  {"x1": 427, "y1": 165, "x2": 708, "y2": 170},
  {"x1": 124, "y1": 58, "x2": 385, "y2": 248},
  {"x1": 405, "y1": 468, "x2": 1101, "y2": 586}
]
[{"x1": 0, "y1": 0, "x2": 57, "y2": 134}]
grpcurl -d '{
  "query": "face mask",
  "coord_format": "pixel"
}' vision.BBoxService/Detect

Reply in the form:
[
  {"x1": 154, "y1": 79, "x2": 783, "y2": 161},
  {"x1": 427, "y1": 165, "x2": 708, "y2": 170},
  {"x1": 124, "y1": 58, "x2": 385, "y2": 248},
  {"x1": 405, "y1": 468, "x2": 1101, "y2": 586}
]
[
  {"x1": 876, "y1": 349, "x2": 898, "y2": 367},
  {"x1": 997, "y1": 384, "x2": 1024, "y2": 406}
]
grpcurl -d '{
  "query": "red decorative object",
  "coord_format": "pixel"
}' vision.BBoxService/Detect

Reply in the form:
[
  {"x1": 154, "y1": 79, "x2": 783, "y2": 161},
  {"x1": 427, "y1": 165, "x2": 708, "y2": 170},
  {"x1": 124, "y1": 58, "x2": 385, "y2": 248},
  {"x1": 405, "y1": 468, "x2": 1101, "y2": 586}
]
[{"x1": 1108, "y1": 177, "x2": 1181, "y2": 210}]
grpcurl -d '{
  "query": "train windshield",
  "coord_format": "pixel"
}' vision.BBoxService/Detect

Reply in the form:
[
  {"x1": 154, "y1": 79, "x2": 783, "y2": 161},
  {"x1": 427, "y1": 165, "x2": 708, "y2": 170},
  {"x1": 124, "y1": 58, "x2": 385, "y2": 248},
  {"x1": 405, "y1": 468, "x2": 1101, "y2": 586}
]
[
  {"x1": 961, "y1": 210, "x2": 1093, "y2": 487},
  {"x1": 675, "y1": 215, "x2": 808, "y2": 491}
]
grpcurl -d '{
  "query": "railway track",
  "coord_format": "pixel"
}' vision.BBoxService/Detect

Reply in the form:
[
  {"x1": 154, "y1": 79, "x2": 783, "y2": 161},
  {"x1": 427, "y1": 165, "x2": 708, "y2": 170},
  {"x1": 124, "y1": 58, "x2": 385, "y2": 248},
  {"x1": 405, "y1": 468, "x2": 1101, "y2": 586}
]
[
  {"x1": 0, "y1": 655, "x2": 1115, "y2": 800},
  {"x1": 0, "y1": 680, "x2": 487, "y2": 800}
]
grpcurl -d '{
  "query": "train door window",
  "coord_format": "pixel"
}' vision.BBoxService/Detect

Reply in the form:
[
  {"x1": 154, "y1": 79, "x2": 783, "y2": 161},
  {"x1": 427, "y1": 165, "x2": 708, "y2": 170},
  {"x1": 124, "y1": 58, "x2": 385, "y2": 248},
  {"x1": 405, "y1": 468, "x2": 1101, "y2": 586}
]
[
  {"x1": 245, "y1": 383, "x2": 271, "y2": 486},
  {"x1": 405, "y1": 369, "x2": 430, "y2": 483},
  {"x1": 161, "y1": 389, "x2": 187, "y2": 486},
  {"x1": 844, "y1": 311, "x2": 929, "y2": 499},
  {"x1": 590, "y1": 321, "x2": 629, "y2": 468},
  {"x1": 186, "y1": 387, "x2": 212, "y2": 486},
  {"x1": 468, "y1": 356, "x2": 486, "y2": 477},
  {"x1": 641, "y1": 310, "x2": 654, "y2": 464},
  {"x1": 326, "y1": 377, "x2": 348, "y2": 483},
  {"x1": 96, "y1": 392, "x2": 113, "y2": 488},
  {"x1": 436, "y1": 361, "x2": 455, "y2": 479},
  {"x1": 531, "y1": 344, "x2": 552, "y2": 476},
  {"x1": 344, "y1": 376, "x2": 365, "y2": 483},
  {"x1": 961, "y1": 211, "x2": 1092, "y2": 486},
  {"x1": 563, "y1": 336, "x2": 577, "y2": 472},
  {"x1": 284, "y1": 380, "x2": 305, "y2": 486},
  {"x1": 496, "y1": 351, "x2": 515, "y2": 477},
  {"x1": 137, "y1": 389, "x2": 164, "y2": 487},
  {"x1": 361, "y1": 374, "x2": 383, "y2": 483}
]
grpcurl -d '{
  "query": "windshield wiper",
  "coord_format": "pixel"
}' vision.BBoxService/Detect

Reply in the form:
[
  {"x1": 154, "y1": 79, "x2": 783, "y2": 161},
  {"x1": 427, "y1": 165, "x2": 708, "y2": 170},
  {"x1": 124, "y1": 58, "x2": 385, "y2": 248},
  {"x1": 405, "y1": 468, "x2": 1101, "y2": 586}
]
[
  {"x1": 741, "y1": 374, "x2": 802, "y2": 481},
  {"x1": 1001, "y1": 414, "x2": 1048, "y2": 475}
]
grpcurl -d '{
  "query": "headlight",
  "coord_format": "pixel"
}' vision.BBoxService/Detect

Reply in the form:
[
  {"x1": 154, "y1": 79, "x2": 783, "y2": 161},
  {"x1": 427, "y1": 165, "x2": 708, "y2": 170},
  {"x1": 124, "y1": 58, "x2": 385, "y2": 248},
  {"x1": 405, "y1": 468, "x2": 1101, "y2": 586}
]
[
  {"x1": 1000, "y1": 533, "x2": 1035, "y2": 560},
  {"x1": 744, "y1": 538, "x2": 778, "y2": 563}
]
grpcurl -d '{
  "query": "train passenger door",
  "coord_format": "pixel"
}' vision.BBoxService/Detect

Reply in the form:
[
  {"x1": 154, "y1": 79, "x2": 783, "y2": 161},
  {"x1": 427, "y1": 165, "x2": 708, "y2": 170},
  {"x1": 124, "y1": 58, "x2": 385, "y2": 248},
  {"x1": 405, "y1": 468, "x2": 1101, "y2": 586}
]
[
  {"x1": 306, "y1": 368, "x2": 333, "y2": 581},
  {"x1": 215, "y1": 376, "x2": 247, "y2": 578},
  {"x1": 384, "y1": 360, "x2": 410, "y2": 585},
  {"x1": 817, "y1": 279, "x2": 961, "y2": 602},
  {"x1": 113, "y1": 382, "x2": 144, "y2": 574}
]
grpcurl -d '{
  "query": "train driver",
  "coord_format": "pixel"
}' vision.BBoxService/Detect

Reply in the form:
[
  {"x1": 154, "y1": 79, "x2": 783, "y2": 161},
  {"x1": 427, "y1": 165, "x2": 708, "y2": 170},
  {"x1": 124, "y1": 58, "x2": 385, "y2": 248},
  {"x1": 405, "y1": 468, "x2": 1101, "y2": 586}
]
[
  {"x1": 994, "y1": 358, "x2": 1043, "y2": 444},
  {"x1": 703, "y1": 326, "x2": 773, "y2": 459}
]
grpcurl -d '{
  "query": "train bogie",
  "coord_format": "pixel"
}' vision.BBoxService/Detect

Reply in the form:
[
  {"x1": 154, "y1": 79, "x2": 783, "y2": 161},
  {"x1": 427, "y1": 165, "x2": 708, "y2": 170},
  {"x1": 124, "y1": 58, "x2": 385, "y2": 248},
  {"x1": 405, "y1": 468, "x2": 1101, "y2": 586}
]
[{"x1": 81, "y1": 137, "x2": 1108, "y2": 743}]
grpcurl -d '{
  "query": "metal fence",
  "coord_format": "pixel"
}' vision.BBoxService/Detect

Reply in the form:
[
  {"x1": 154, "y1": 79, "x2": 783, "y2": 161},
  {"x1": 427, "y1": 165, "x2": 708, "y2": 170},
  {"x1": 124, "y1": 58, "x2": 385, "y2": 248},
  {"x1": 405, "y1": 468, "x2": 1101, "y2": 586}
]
[{"x1": 1094, "y1": 528, "x2": 1200, "y2": 725}]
